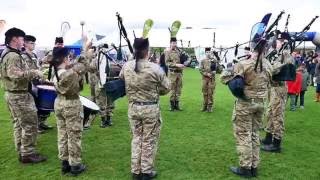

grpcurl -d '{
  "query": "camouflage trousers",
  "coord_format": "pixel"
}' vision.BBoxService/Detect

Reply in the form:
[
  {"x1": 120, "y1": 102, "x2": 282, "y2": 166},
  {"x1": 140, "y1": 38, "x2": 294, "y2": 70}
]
[
  {"x1": 54, "y1": 96, "x2": 83, "y2": 166},
  {"x1": 5, "y1": 92, "x2": 38, "y2": 156},
  {"x1": 169, "y1": 72, "x2": 183, "y2": 101},
  {"x1": 265, "y1": 86, "x2": 287, "y2": 140},
  {"x1": 232, "y1": 98, "x2": 265, "y2": 168},
  {"x1": 37, "y1": 110, "x2": 51, "y2": 124},
  {"x1": 89, "y1": 73, "x2": 98, "y2": 102},
  {"x1": 202, "y1": 76, "x2": 216, "y2": 108},
  {"x1": 128, "y1": 102, "x2": 162, "y2": 174},
  {"x1": 95, "y1": 86, "x2": 114, "y2": 118}
]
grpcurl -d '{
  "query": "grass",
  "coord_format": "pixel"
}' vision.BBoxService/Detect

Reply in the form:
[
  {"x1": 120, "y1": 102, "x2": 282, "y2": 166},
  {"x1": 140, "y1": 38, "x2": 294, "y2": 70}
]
[{"x1": 0, "y1": 68, "x2": 319, "y2": 179}]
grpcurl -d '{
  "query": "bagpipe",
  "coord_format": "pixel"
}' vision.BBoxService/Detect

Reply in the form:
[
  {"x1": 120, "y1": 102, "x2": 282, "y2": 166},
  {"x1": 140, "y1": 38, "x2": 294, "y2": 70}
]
[
  {"x1": 104, "y1": 17, "x2": 154, "y2": 101},
  {"x1": 99, "y1": 13, "x2": 134, "y2": 101},
  {"x1": 266, "y1": 15, "x2": 319, "y2": 81}
]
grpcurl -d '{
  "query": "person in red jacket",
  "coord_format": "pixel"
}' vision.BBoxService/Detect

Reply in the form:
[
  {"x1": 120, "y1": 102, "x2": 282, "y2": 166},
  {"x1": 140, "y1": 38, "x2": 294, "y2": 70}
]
[{"x1": 286, "y1": 70, "x2": 303, "y2": 111}]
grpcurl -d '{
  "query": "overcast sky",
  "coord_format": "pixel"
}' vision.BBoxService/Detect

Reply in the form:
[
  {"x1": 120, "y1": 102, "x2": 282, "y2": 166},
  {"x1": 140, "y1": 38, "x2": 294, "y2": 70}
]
[{"x1": 0, "y1": 0, "x2": 319, "y2": 47}]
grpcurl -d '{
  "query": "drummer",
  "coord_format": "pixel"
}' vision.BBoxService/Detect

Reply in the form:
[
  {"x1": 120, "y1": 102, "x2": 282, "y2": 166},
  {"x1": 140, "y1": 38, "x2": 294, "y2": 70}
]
[
  {"x1": 51, "y1": 47, "x2": 89, "y2": 175},
  {"x1": 88, "y1": 44, "x2": 116, "y2": 128},
  {"x1": 22, "y1": 35, "x2": 53, "y2": 133}
]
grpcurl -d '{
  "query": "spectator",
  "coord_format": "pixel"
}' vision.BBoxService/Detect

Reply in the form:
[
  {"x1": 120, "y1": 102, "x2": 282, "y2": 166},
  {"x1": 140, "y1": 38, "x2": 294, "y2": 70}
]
[
  {"x1": 309, "y1": 58, "x2": 317, "y2": 86},
  {"x1": 287, "y1": 69, "x2": 303, "y2": 111},
  {"x1": 295, "y1": 63, "x2": 309, "y2": 109},
  {"x1": 314, "y1": 57, "x2": 320, "y2": 102}
]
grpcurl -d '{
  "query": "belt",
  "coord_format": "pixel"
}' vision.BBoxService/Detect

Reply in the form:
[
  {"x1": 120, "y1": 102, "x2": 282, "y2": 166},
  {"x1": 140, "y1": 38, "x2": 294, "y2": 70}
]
[
  {"x1": 249, "y1": 98, "x2": 265, "y2": 103},
  {"x1": 57, "y1": 94, "x2": 79, "y2": 100},
  {"x1": 133, "y1": 101, "x2": 158, "y2": 105},
  {"x1": 169, "y1": 69, "x2": 182, "y2": 73},
  {"x1": 7, "y1": 90, "x2": 28, "y2": 94},
  {"x1": 238, "y1": 98, "x2": 265, "y2": 103}
]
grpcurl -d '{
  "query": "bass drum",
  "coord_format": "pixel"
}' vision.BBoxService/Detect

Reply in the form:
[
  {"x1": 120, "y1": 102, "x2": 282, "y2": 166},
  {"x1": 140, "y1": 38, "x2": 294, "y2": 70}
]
[{"x1": 99, "y1": 51, "x2": 124, "y2": 86}]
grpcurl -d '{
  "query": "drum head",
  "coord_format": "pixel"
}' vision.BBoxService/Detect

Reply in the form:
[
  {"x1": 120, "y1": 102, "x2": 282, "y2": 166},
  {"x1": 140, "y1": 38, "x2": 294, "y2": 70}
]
[
  {"x1": 79, "y1": 96, "x2": 100, "y2": 111},
  {"x1": 99, "y1": 55, "x2": 107, "y2": 86}
]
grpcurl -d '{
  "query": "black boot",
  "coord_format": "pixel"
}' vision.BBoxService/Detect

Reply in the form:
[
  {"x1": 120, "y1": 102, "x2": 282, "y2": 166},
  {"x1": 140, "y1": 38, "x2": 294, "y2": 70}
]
[
  {"x1": 261, "y1": 132, "x2": 273, "y2": 145},
  {"x1": 132, "y1": 173, "x2": 142, "y2": 180},
  {"x1": 170, "y1": 101, "x2": 175, "y2": 111},
  {"x1": 251, "y1": 167, "x2": 258, "y2": 177},
  {"x1": 61, "y1": 160, "x2": 71, "y2": 174},
  {"x1": 175, "y1": 101, "x2": 182, "y2": 111},
  {"x1": 201, "y1": 104, "x2": 207, "y2": 112},
  {"x1": 261, "y1": 138, "x2": 281, "y2": 153},
  {"x1": 18, "y1": 153, "x2": 22, "y2": 162},
  {"x1": 21, "y1": 153, "x2": 47, "y2": 164},
  {"x1": 142, "y1": 171, "x2": 157, "y2": 180},
  {"x1": 230, "y1": 166, "x2": 253, "y2": 178},
  {"x1": 70, "y1": 163, "x2": 86, "y2": 176},
  {"x1": 106, "y1": 116, "x2": 113, "y2": 126},
  {"x1": 100, "y1": 117, "x2": 109, "y2": 128}
]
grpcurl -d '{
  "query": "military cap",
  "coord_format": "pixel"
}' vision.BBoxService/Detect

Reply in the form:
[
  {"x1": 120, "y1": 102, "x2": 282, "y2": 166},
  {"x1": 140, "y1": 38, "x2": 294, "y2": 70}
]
[
  {"x1": 278, "y1": 32, "x2": 290, "y2": 40},
  {"x1": 55, "y1": 37, "x2": 64, "y2": 44},
  {"x1": 170, "y1": 37, "x2": 177, "y2": 42},
  {"x1": 24, "y1": 35, "x2": 36, "y2": 42},
  {"x1": 5, "y1": 27, "x2": 25, "y2": 38},
  {"x1": 4, "y1": 27, "x2": 25, "y2": 44}
]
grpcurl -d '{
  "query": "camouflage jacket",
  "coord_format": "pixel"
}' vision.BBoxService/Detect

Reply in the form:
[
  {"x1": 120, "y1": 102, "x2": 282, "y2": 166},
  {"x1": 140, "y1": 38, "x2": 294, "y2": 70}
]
[
  {"x1": 199, "y1": 58, "x2": 217, "y2": 78},
  {"x1": 22, "y1": 52, "x2": 39, "y2": 70},
  {"x1": 119, "y1": 59, "x2": 170, "y2": 103},
  {"x1": 0, "y1": 47, "x2": 39, "y2": 91},
  {"x1": 164, "y1": 49, "x2": 182, "y2": 71},
  {"x1": 54, "y1": 54, "x2": 88, "y2": 97},
  {"x1": 234, "y1": 56, "x2": 273, "y2": 99}
]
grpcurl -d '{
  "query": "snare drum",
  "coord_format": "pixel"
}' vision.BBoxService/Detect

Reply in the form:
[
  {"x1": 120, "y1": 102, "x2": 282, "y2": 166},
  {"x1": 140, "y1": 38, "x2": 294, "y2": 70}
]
[
  {"x1": 36, "y1": 85, "x2": 57, "y2": 111},
  {"x1": 79, "y1": 96, "x2": 100, "y2": 125}
]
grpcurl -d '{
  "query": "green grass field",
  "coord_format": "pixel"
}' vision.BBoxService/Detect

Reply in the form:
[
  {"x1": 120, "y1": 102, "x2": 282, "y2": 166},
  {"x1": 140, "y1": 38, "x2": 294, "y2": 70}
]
[{"x1": 0, "y1": 68, "x2": 319, "y2": 179}]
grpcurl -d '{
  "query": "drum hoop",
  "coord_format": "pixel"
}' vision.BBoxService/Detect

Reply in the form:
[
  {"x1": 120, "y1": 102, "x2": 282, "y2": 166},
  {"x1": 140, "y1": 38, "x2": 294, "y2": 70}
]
[
  {"x1": 37, "y1": 85, "x2": 56, "y2": 91},
  {"x1": 79, "y1": 96, "x2": 100, "y2": 111}
]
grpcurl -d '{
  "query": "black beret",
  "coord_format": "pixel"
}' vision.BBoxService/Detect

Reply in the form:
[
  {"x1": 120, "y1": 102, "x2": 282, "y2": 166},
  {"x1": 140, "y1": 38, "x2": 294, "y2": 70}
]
[
  {"x1": 24, "y1": 35, "x2": 36, "y2": 42},
  {"x1": 205, "y1": 47, "x2": 211, "y2": 52},
  {"x1": 55, "y1": 37, "x2": 64, "y2": 44},
  {"x1": 278, "y1": 32, "x2": 290, "y2": 40},
  {"x1": 244, "y1": 46, "x2": 250, "y2": 51},
  {"x1": 170, "y1": 37, "x2": 177, "y2": 42},
  {"x1": 5, "y1": 27, "x2": 25, "y2": 38},
  {"x1": 133, "y1": 38, "x2": 149, "y2": 51}
]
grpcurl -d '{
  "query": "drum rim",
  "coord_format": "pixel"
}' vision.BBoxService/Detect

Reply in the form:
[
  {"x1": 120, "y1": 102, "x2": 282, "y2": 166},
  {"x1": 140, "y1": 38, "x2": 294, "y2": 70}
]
[{"x1": 79, "y1": 95, "x2": 100, "y2": 111}]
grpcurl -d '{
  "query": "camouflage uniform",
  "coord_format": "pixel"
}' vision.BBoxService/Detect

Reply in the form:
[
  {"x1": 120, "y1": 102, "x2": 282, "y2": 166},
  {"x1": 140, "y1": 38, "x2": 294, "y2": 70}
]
[
  {"x1": 120, "y1": 59, "x2": 170, "y2": 174},
  {"x1": 265, "y1": 51, "x2": 293, "y2": 141},
  {"x1": 0, "y1": 48, "x2": 42, "y2": 157},
  {"x1": 88, "y1": 56, "x2": 115, "y2": 125},
  {"x1": 21, "y1": 52, "x2": 38, "y2": 70},
  {"x1": 88, "y1": 65, "x2": 98, "y2": 102},
  {"x1": 165, "y1": 49, "x2": 183, "y2": 101},
  {"x1": 22, "y1": 52, "x2": 52, "y2": 130},
  {"x1": 222, "y1": 56, "x2": 273, "y2": 169},
  {"x1": 199, "y1": 58, "x2": 217, "y2": 111},
  {"x1": 53, "y1": 55, "x2": 88, "y2": 166},
  {"x1": 95, "y1": 85, "x2": 114, "y2": 118}
]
